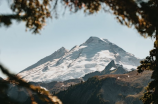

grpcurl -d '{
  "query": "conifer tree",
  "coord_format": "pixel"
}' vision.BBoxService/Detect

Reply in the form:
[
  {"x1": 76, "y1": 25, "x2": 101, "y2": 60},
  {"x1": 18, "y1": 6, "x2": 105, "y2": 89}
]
[
  {"x1": 63, "y1": 1, "x2": 158, "y2": 103},
  {"x1": 0, "y1": 0, "x2": 158, "y2": 103}
]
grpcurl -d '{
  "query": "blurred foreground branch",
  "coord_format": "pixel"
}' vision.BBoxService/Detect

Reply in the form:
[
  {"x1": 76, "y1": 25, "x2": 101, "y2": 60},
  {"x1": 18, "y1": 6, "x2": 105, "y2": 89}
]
[{"x1": 0, "y1": 64, "x2": 62, "y2": 104}]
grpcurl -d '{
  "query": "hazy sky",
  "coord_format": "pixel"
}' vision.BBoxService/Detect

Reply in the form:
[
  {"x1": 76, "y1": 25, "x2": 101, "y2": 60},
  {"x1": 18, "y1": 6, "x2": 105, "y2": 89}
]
[{"x1": 0, "y1": 1, "x2": 154, "y2": 78}]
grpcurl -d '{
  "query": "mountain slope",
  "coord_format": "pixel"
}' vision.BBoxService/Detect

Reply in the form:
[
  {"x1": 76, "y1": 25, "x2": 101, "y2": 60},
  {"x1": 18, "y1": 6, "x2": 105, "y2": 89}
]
[
  {"x1": 20, "y1": 47, "x2": 69, "y2": 73},
  {"x1": 18, "y1": 36, "x2": 141, "y2": 82},
  {"x1": 56, "y1": 70, "x2": 152, "y2": 104},
  {"x1": 83, "y1": 60, "x2": 127, "y2": 81}
]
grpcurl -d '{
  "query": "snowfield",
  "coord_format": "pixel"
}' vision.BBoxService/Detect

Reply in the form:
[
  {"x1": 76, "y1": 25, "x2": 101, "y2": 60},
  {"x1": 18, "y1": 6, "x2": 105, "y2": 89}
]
[{"x1": 18, "y1": 36, "x2": 141, "y2": 82}]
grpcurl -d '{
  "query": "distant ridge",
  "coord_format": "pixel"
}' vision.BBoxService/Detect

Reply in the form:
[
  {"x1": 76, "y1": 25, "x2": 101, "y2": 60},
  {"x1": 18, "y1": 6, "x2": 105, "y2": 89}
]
[{"x1": 56, "y1": 70, "x2": 152, "y2": 104}]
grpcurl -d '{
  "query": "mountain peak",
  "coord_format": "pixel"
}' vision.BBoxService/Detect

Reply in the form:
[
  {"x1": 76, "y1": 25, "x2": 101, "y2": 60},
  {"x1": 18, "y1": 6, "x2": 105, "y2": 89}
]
[
  {"x1": 56, "y1": 47, "x2": 68, "y2": 52},
  {"x1": 89, "y1": 36, "x2": 101, "y2": 39},
  {"x1": 18, "y1": 37, "x2": 140, "y2": 82},
  {"x1": 51, "y1": 47, "x2": 69, "y2": 57},
  {"x1": 20, "y1": 47, "x2": 68, "y2": 73},
  {"x1": 109, "y1": 60, "x2": 115, "y2": 65},
  {"x1": 85, "y1": 36, "x2": 105, "y2": 44},
  {"x1": 101, "y1": 60, "x2": 117, "y2": 74},
  {"x1": 59, "y1": 46, "x2": 65, "y2": 50}
]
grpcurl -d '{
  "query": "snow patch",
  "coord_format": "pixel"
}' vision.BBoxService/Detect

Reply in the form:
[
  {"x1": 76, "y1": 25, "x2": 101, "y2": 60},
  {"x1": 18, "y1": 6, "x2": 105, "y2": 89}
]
[{"x1": 18, "y1": 36, "x2": 140, "y2": 82}]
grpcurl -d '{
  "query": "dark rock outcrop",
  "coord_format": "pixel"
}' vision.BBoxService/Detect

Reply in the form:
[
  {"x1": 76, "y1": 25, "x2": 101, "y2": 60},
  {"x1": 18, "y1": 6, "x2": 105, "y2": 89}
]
[{"x1": 83, "y1": 60, "x2": 127, "y2": 81}]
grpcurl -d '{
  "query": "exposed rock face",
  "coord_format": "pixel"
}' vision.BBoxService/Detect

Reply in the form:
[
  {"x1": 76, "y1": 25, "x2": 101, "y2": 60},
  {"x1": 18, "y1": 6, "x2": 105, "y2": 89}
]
[
  {"x1": 56, "y1": 70, "x2": 152, "y2": 104},
  {"x1": 7, "y1": 60, "x2": 131, "y2": 104},
  {"x1": 102, "y1": 60, "x2": 117, "y2": 74},
  {"x1": 7, "y1": 36, "x2": 144, "y2": 103},
  {"x1": 101, "y1": 60, "x2": 127, "y2": 75},
  {"x1": 6, "y1": 70, "x2": 152, "y2": 104},
  {"x1": 83, "y1": 60, "x2": 127, "y2": 81},
  {"x1": 18, "y1": 36, "x2": 141, "y2": 82}
]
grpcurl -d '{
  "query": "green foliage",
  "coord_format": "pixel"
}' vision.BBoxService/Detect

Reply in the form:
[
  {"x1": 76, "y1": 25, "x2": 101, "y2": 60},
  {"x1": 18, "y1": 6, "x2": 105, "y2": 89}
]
[
  {"x1": 0, "y1": 0, "x2": 157, "y2": 37},
  {"x1": 0, "y1": 0, "x2": 52, "y2": 33},
  {"x1": 1, "y1": 0, "x2": 158, "y2": 103},
  {"x1": 137, "y1": 33, "x2": 158, "y2": 104}
]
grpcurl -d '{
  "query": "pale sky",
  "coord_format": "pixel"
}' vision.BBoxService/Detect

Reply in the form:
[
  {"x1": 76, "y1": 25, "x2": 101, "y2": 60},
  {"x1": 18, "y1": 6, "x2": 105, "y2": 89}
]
[{"x1": 0, "y1": 1, "x2": 154, "y2": 78}]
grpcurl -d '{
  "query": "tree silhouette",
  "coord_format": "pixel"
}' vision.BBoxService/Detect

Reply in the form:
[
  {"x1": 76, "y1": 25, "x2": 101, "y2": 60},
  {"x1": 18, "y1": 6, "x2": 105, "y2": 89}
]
[
  {"x1": 0, "y1": 0, "x2": 52, "y2": 33},
  {"x1": 0, "y1": 0, "x2": 158, "y2": 103}
]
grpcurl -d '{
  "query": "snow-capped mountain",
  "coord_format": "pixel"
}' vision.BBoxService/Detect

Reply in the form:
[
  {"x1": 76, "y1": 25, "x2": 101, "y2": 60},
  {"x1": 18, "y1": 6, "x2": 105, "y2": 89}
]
[{"x1": 18, "y1": 36, "x2": 141, "y2": 82}]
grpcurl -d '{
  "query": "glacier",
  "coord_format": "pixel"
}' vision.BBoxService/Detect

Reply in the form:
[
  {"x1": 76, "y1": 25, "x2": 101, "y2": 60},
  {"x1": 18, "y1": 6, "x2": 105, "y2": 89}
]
[{"x1": 18, "y1": 36, "x2": 141, "y2": 82}]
